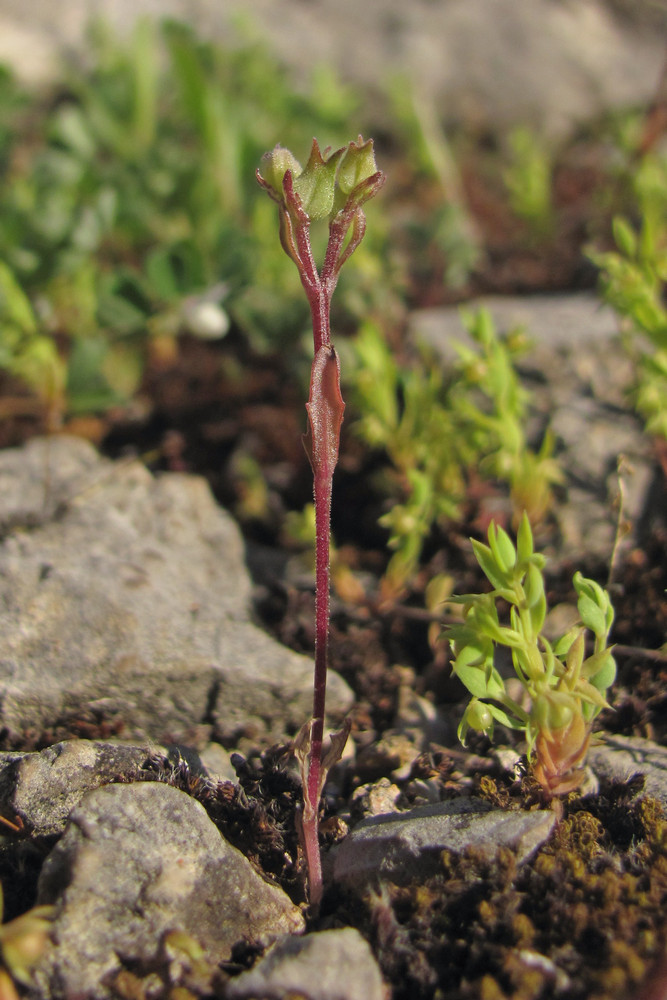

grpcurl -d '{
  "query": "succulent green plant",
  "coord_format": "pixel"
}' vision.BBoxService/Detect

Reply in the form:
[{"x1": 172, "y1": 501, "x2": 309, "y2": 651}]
[
  {"x1": 446, "y1": 514, "x2": 616, "y2": 797},
  {"x1": 347, "y1": 308, "x2": 562, "y2": 595}
]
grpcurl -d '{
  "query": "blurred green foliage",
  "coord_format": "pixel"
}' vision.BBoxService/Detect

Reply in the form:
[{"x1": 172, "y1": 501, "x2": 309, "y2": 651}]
[
  {"x1": 387, "y1": 75, "x2": 483, "y2": 290},
  {"x1": 0, "y1": 18, "x2": 374, "y2": 414},
  {"x1": 503, "y1": 126, "x2": 555, "y2": 239},
  {"x1": 590, "y1": 154, "x2": 667, "y2": 439}
]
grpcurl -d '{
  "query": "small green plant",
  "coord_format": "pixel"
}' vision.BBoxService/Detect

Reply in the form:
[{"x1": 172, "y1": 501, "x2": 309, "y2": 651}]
[
  {"x1": 589, "y1": 154, "x2": 667, "y2": 439},
  {"x1": 0, "y1": 262, "x2": 65, "y2": 426},
  {"x1": 348, "y1": 308, "x2": 561, "y2": 594},
  {"x1": 257, "y1": 136, "x2": 385, "y2": 906},
  {"x1": 387, "y1": 75, "x2": 482, "y2": 289},
  {"x1": 503, "y1": 126, "x2": 555, "y2": 239},
  {"x1": 446, "y1": 514, "x2": 616, "y2": 797}
]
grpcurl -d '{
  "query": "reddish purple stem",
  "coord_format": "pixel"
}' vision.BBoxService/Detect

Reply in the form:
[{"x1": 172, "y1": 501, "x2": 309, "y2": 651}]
[
  {"x1": 301, "y1": 334, "x2": 344, "y2": 908},
  {"x1": 257, "y1": 148, "x2": 384, "y2": 906}
]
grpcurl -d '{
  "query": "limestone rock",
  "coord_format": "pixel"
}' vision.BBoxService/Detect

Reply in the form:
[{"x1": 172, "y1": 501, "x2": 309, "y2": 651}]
[
  {"x1": 0, "y1": 740, "x2": 150, "y2": 837},
  {"x1": 409, "y1": 294, "x2": 655, "y2": 563},
  {"x1": 0, "y1": 436, "x2": 352, "y2": 747},
  {"x1": 588, "y1": 734, "x2": 667, "y2": 809},
  {"x1": 330, "y1": 798, "x2": 556, "y2": 888},
  {"x1": 226, "y1": 927, "x2": 385, "y2": 1000},
  {"x1": 34, "y1": 781, "x2": 305, "y2": 999}
]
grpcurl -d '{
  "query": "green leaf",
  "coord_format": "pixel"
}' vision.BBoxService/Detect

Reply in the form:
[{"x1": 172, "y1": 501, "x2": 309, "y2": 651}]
[
  {"x1": 529, "y1": 589, "x2": 547, "y2": 635},
  {"x1": 486, "y1": 702, "x2": 525, "y2": 731},
  {"x1": 565, "y1": 631, "x2": 585, "y2": 677},
  {"x1": 488, "y1": 521, "x2": 516, "y2": 573},
  {"x1": 576, "y1": 680, "x2": 611, "y2": 709},
  {"x1": 552, "y1": 629, "x2": 579, "y2": 658},
  {"x1": 0, "y1": 261, "x2": 37, "y2": 334},
  {"x1": 577, "y1": 593, "x2": 607, "y2": 639},
  {"x1": 523, "y1": 561, "x2": 545, "y2": 608},
  {"x1": 516, "y1": 511, "x2": 534, "y2": 563},
  {"x1": 471, "y1": 538, "x2": 510, "y2": 590},
  {"x1": 452, "y1": 644, "x2": 505, "y2": 699},
  {"x1": 612, "y1": 216, "x2": 638, "y2": 259}
]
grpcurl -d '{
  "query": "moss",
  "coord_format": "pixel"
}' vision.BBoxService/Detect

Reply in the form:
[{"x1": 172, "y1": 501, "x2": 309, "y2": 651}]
[
  {"x1": 336, "y1": 786, "x2": 667, "y2": 1000},
  {"x1": 478, "y1": 974, "x2": 507, "y2": 1000},
  {"x1": 477, "y1": 776, "x2": 513, "y2": 809}
]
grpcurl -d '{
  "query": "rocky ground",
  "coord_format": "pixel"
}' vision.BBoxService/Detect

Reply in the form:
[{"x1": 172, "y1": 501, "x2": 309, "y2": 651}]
[
  {"x1": 0, "y1": 299, "x2": 665, "y2": 997},
  {"x1": 0, "y1": 3, "x2": 665, "y2": 999}
]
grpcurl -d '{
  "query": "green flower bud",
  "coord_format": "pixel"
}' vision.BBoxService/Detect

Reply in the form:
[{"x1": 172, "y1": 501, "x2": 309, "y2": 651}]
[
  {"x1": 466, "y1": 699, "x2": 493, "y2": 732},
  {"x1": 258, "y1": 145, "x2": 302, "y2": 199},
  {"x1": 546, "y1": 701, "x2": 574, "y2": 731},
  {"x1": 337, "y1": 137, "x2": 380, "y2": 195}
]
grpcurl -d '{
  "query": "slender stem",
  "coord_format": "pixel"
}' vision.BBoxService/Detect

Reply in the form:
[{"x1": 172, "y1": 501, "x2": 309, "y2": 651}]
[
  {"x1": 292, "y1": 218, "x2": 330, "y2": 352},
  {"x1": 301, "y1": 459, "x2": 332, "y2": 907},
  {"x1": 310, "y1": 452, "x2": 333, "y2": 771}
]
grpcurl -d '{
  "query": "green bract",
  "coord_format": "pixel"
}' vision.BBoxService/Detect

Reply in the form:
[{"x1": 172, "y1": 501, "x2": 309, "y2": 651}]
[
  {"x1": 446, "y1": 514, "x2": 616, "y2": 794},
  {"x1": 292, "y1": 141, "x2": 344, "y2": 221},
  {"x1": 337, "y1": 137, "x2": 379, "y2": 195}
]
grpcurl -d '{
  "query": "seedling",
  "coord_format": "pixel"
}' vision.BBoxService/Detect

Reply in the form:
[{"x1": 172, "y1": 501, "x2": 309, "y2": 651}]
[
  {"x1": 446, "y1": 514, "x2": 616, "y2": 797},
  {"x1": 257, "y1": 137, "x2": 385, "y2": 904}
]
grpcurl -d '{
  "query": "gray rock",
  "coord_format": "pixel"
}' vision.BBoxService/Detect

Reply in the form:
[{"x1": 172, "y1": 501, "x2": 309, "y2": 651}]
[
  {"x1": 226, "y1": 927, "x2": 385, "y2": 1000},
  {"x1": 588, "y1": 734, "x2": 667, "y2": 809},
  {"x1": 0, "y1": 436, "x2": 352, "y2": 747},
  {"x1": 330, "y1": 798, "x2": 556, "y2": 888},
  {"x1": 0, "y1": 1, "x2": 663, "y2": 138},
  {"x1": 0, "y1": 739, "x2": 150, "y2": 836},
  {"x1": 409, "y1": 294, "x2": 655, "y2": 562},
  {"x1": 350, "y1": 778, "x2": 402, "y2": 822},
  {"x1": 198, "y1": 741, "x2": 238, "y2": 782},
  {"x1": 34, "y1": 781, "x2": 305, "y2": 1000},
  {"x1": 410, "y1": 294, "x2": 622, "y2": 367}
]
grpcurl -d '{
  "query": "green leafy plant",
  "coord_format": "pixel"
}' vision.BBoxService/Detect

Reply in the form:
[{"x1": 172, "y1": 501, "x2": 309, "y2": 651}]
[
  {"x1": 257, "y1": 136, "x2": 385, "y2": 906},
  {"x1": 0, "y1": 262, "x2": 65, "y2": 426},
  {"x1": 347, "y1": 308, "x2": 562, "y2": 594},
  {"x1": 446, "y1": 514, "x2": 616, "y2": 797},
  {"x1": 589, "y1": 154, "x2": 667, "y2": 439}
]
